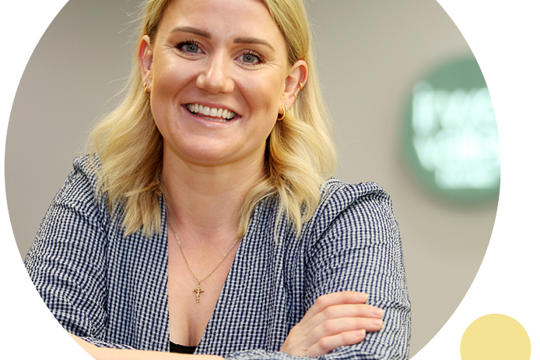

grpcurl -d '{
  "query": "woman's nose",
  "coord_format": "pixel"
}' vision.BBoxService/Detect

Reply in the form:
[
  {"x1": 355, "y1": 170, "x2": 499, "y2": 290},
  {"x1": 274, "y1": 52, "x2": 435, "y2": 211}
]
[{"x1": 196, "y1": 52, "x2": 235, "y2": 94}]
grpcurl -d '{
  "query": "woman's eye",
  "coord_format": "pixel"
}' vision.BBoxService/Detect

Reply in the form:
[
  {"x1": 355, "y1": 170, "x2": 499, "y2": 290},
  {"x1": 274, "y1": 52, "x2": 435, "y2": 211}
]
[
  {"x1": 177, "y1": 41, "x2": 201, "y2": 54},
  {"x1": 239, "y1": 52, "x2": 262, "y2": 65}
]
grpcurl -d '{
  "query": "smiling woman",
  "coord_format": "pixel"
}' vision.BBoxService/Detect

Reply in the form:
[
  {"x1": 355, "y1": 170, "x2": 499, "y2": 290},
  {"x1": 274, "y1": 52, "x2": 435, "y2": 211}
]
[{"x1": 23, "y1": 0, "x2": 410, "y2": 359}]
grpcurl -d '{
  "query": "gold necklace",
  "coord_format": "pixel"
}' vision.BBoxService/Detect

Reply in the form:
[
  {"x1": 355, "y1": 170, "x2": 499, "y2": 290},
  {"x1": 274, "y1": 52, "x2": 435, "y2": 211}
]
[{"x1": 167, "y1": 209, "x2": 240, "y2": 304}]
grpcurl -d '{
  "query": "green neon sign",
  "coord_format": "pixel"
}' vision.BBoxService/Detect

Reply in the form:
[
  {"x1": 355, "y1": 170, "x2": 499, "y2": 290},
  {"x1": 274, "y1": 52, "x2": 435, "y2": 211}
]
[{"x1": 403, "y1": 57, "x2": 500, "y2": 202}]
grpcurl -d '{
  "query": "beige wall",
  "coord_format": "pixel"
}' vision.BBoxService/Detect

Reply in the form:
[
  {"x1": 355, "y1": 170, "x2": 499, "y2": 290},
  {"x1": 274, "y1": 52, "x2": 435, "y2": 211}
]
[{"x1": 6, "y1": 0, "x2": 497, "y2": 356}]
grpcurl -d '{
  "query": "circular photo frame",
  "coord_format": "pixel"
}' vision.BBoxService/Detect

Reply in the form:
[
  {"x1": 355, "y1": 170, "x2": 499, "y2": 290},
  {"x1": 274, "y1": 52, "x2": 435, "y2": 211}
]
[{"x1": 3, "y1": 0, "x2": 537, "y2": 358}]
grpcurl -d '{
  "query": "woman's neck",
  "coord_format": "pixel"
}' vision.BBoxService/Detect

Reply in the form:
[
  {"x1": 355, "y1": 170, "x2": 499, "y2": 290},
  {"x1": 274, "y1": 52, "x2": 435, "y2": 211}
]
[{"x1": 160, "y1": 148, "x2": 265, "y2": 241}]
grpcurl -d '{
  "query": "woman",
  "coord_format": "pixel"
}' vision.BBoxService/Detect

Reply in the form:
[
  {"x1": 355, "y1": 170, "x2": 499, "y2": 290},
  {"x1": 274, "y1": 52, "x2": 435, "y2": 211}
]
[{"x1": 25, "y1": 0, "x2": 410, "y2": 359}]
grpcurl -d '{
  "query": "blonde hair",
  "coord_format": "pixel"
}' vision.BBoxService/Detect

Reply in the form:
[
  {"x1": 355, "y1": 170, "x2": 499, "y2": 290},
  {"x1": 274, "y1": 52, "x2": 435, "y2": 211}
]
[{"x1": 88, "y1": 0, "x2": 337, "y2": 237}]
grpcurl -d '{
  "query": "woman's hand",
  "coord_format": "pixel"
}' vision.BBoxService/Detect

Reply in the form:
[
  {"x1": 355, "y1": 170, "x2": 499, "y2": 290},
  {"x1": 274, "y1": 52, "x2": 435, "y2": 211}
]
[
  {"x1": 280, "y1": 291, "x2": 384, "y2": 357},
  {"x1": 71, "y1": 335, "x2": 223, "y2": 360}
]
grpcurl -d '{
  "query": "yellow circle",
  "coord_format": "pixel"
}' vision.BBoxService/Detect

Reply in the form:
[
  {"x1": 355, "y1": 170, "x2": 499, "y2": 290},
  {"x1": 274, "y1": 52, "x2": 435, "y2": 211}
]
[{"x1": 461, "y1": 314, "x2": 531, "y2": 360}]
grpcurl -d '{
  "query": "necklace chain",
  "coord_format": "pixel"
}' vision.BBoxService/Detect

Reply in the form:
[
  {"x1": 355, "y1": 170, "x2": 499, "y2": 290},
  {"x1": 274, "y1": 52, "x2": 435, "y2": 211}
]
[{"x1": 166, "y1": 204, "x2": 240, "y2": 303}]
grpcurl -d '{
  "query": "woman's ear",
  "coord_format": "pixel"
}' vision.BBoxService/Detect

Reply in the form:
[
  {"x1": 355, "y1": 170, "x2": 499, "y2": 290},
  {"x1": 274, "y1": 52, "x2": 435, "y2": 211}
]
[
  {"x1": 282, "y1": 60, "x2": 308, "y2": 108},
  {"x1": 138, "y1": 35, "x2": 153, "y2": 89}
]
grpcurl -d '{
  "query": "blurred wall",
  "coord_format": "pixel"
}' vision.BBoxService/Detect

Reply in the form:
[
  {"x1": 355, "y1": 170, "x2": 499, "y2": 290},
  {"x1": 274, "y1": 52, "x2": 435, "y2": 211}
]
[{"x1": 6, "y1": 0, "x2": 497, "y2": 356}]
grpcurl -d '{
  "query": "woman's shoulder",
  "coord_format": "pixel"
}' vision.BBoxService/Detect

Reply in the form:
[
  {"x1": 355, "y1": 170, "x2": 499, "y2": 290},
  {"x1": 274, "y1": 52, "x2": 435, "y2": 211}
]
[
  {"x1": 58, "y1": 154, "x2": 102, "y2": 195},
  {"x1": 50, "y1": 154, "x2": 107, "y2": 215},
  {"x1": 318, "y1": 178, "x2": 393, "y2": 214},
  {"x1": 72, "y1": 153, "x2": 100, "y2": 179},
  {"x1": 302, "y1": 178, "x2": 397, "y2": 240}
]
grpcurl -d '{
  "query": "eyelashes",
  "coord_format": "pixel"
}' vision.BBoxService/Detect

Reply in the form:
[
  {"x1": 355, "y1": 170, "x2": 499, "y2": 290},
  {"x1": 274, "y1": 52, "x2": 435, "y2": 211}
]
[
  {"x1": 175, "y1": 40, "x2": 265, "y2": 66},
  {"x1": 176, "y1": 39, "x2": 202, "y2": 54},
  {"x1": 238, "y1": 51, "x2": 263, "y2": 65}
]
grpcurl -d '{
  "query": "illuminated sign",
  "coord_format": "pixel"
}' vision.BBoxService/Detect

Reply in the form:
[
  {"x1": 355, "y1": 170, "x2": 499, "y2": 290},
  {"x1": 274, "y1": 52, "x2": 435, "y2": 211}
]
[{"x1": 403, "y1": 57, "x2": 499, "y2": 202}]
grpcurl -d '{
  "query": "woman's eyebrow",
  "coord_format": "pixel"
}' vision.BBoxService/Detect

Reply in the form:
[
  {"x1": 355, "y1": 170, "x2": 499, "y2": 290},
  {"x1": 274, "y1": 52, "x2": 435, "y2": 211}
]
[
  {"x1": 234, "y1": 37, "x2": 275, "y2": 51},
  {"x1": 170, "y1": 26, "x2": 211, "y2": 38}
]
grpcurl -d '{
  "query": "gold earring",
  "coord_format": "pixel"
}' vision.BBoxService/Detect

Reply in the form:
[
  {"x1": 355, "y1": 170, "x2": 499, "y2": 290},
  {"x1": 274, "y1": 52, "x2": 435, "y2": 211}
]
[
  {"x1": 277, "y1": 106, "x2": 287, "y2": 121},
  {"x1": 293, "y1": 82, "x2": 304, "y2": 102}
]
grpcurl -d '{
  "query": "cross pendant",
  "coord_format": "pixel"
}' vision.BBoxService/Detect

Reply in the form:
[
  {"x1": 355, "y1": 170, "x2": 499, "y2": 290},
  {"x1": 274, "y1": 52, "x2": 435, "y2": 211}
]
[{"x1": 193, "y1": 285, "x2": 204, "y2": 303}]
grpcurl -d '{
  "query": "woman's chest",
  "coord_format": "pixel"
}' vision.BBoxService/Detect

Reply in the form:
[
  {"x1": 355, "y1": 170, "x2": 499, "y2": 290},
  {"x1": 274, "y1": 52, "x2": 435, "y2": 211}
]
[
  {"x1": 104, "y1": 215, "x2": 307, "y2": 352},
  {"x1": 167, "y1": 241, "x2": 237, "y2": 346}
]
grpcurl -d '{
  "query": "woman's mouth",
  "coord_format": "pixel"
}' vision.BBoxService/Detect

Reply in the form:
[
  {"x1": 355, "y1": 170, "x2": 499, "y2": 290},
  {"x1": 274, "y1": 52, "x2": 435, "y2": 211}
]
[{"x1": 185, "y1": 103, "x2": 237, "y2": 122}]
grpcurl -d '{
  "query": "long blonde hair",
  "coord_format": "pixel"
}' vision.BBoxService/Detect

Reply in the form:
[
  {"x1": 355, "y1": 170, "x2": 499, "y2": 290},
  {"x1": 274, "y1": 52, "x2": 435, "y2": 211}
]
[{"x1": 88, "y1": 0, "x2": 337, "y2": 237}]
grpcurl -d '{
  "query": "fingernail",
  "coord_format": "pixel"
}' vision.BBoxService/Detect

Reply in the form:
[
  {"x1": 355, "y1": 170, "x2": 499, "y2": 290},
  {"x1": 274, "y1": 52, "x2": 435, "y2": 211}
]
[
  {"x1": 375, "y1": 308, "x2": 384, "y2": 317},
  {"x1": 373, "y1": 319, "x2": 383, "y2": 327}
]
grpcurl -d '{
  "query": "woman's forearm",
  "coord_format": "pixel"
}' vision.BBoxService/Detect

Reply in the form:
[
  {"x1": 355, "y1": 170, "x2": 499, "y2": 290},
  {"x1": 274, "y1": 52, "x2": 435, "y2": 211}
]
[{"x1": 71, "y1": 335, "x2": 224, "y2": 360}]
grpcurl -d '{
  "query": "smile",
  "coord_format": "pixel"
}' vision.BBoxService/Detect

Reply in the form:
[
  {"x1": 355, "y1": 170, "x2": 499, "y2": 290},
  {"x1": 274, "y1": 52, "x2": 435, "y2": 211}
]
[{"x1": 186, "y1": 103, "x2": 237, "y2": 122}]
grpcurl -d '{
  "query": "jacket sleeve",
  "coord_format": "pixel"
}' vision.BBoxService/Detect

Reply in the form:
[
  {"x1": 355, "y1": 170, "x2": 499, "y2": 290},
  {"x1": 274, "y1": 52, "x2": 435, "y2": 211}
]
[
  {"x1": 225, "y1": 183, "x2": 410, "y2": 360},
  {"x1": 24, "y1": 160, "x2": 133, "y2": 350}
]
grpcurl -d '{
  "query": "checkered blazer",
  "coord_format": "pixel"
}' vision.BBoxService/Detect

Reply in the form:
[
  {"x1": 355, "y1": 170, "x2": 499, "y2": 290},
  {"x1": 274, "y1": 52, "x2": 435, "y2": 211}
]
[{"x1": 25, "y1": 156, "x2": 410, "y2": 359}]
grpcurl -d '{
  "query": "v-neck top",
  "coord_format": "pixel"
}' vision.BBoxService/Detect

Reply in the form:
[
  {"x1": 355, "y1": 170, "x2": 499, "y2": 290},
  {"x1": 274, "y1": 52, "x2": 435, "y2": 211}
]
[{"x1": 25, "y1": 156, "x2": 410, "y2": 359}]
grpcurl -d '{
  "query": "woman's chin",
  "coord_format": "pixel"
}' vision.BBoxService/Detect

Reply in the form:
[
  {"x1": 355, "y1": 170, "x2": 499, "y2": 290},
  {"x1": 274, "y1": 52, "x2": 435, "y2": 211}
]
[{"x1": 166, "y1": 145, "x2": 247, "y2": 168}]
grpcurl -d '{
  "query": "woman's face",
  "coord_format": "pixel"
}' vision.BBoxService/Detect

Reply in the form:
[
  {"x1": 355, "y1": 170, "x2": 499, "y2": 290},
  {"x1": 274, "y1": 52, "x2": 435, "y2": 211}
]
[{"x1": 139, "y1": 0, "x2": 306, "y2": 169}]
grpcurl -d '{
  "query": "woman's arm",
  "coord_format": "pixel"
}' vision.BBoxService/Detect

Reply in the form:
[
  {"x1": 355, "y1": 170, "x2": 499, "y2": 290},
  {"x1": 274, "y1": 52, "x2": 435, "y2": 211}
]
[
  {"x1": 280, "y1": 291, "x2": 384, "y2": 357},
  {"x1": 215, "y1": 183, "x2": 410, "y2": 360},
  {"x1": 299, "y1": 183, "x2": 411, "y2": 359},
  {"x1": 24, "y1": 160, "x2": 113, "y2": 344},
  {"x1": 72, "y1": 335, "x2": 223, "y2": 360},
  {"x1": 25, "y1": 158, "x2": 152, "y2": 350}
]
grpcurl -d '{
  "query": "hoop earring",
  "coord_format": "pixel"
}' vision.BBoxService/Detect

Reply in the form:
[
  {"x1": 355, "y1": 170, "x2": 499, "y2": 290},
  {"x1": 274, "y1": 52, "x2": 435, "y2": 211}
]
[{"x1": 277, "y1": 106, "x2": 286, "y2": 121}]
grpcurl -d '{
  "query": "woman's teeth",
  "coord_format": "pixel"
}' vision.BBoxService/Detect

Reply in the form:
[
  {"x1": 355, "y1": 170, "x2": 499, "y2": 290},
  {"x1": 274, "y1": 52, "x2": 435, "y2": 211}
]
[{"x1": 186, "y1": 104, "x2": 236, "y2": 121}]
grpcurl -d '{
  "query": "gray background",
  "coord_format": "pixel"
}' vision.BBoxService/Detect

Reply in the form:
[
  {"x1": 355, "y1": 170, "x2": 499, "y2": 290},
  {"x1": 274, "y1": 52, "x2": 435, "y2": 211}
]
[{"x1": 5, "y1": 0, "x2": 497, "y2": 356}]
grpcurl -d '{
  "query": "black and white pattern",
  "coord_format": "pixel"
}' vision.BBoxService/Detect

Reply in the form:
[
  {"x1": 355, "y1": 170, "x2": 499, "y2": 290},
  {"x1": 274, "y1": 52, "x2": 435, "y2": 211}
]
[{"x1": 25, "y1": 156, "x2": 410, "y2": 359}]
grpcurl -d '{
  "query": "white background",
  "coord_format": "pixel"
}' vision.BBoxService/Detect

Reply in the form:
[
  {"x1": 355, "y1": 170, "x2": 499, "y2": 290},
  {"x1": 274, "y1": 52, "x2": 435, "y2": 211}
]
[{"x1": 1, "y1": 1, "x2": 538, "y2": 359}]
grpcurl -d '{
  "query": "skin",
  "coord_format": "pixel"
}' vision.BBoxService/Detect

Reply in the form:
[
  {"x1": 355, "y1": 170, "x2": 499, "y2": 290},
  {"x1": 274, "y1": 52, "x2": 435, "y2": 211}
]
[
  {"x1": 73, "y1": 0, "x2": 384, "y2": 357},
  {"x1": 280, "y1": 292, "x2": 384, "y2": 357}
]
